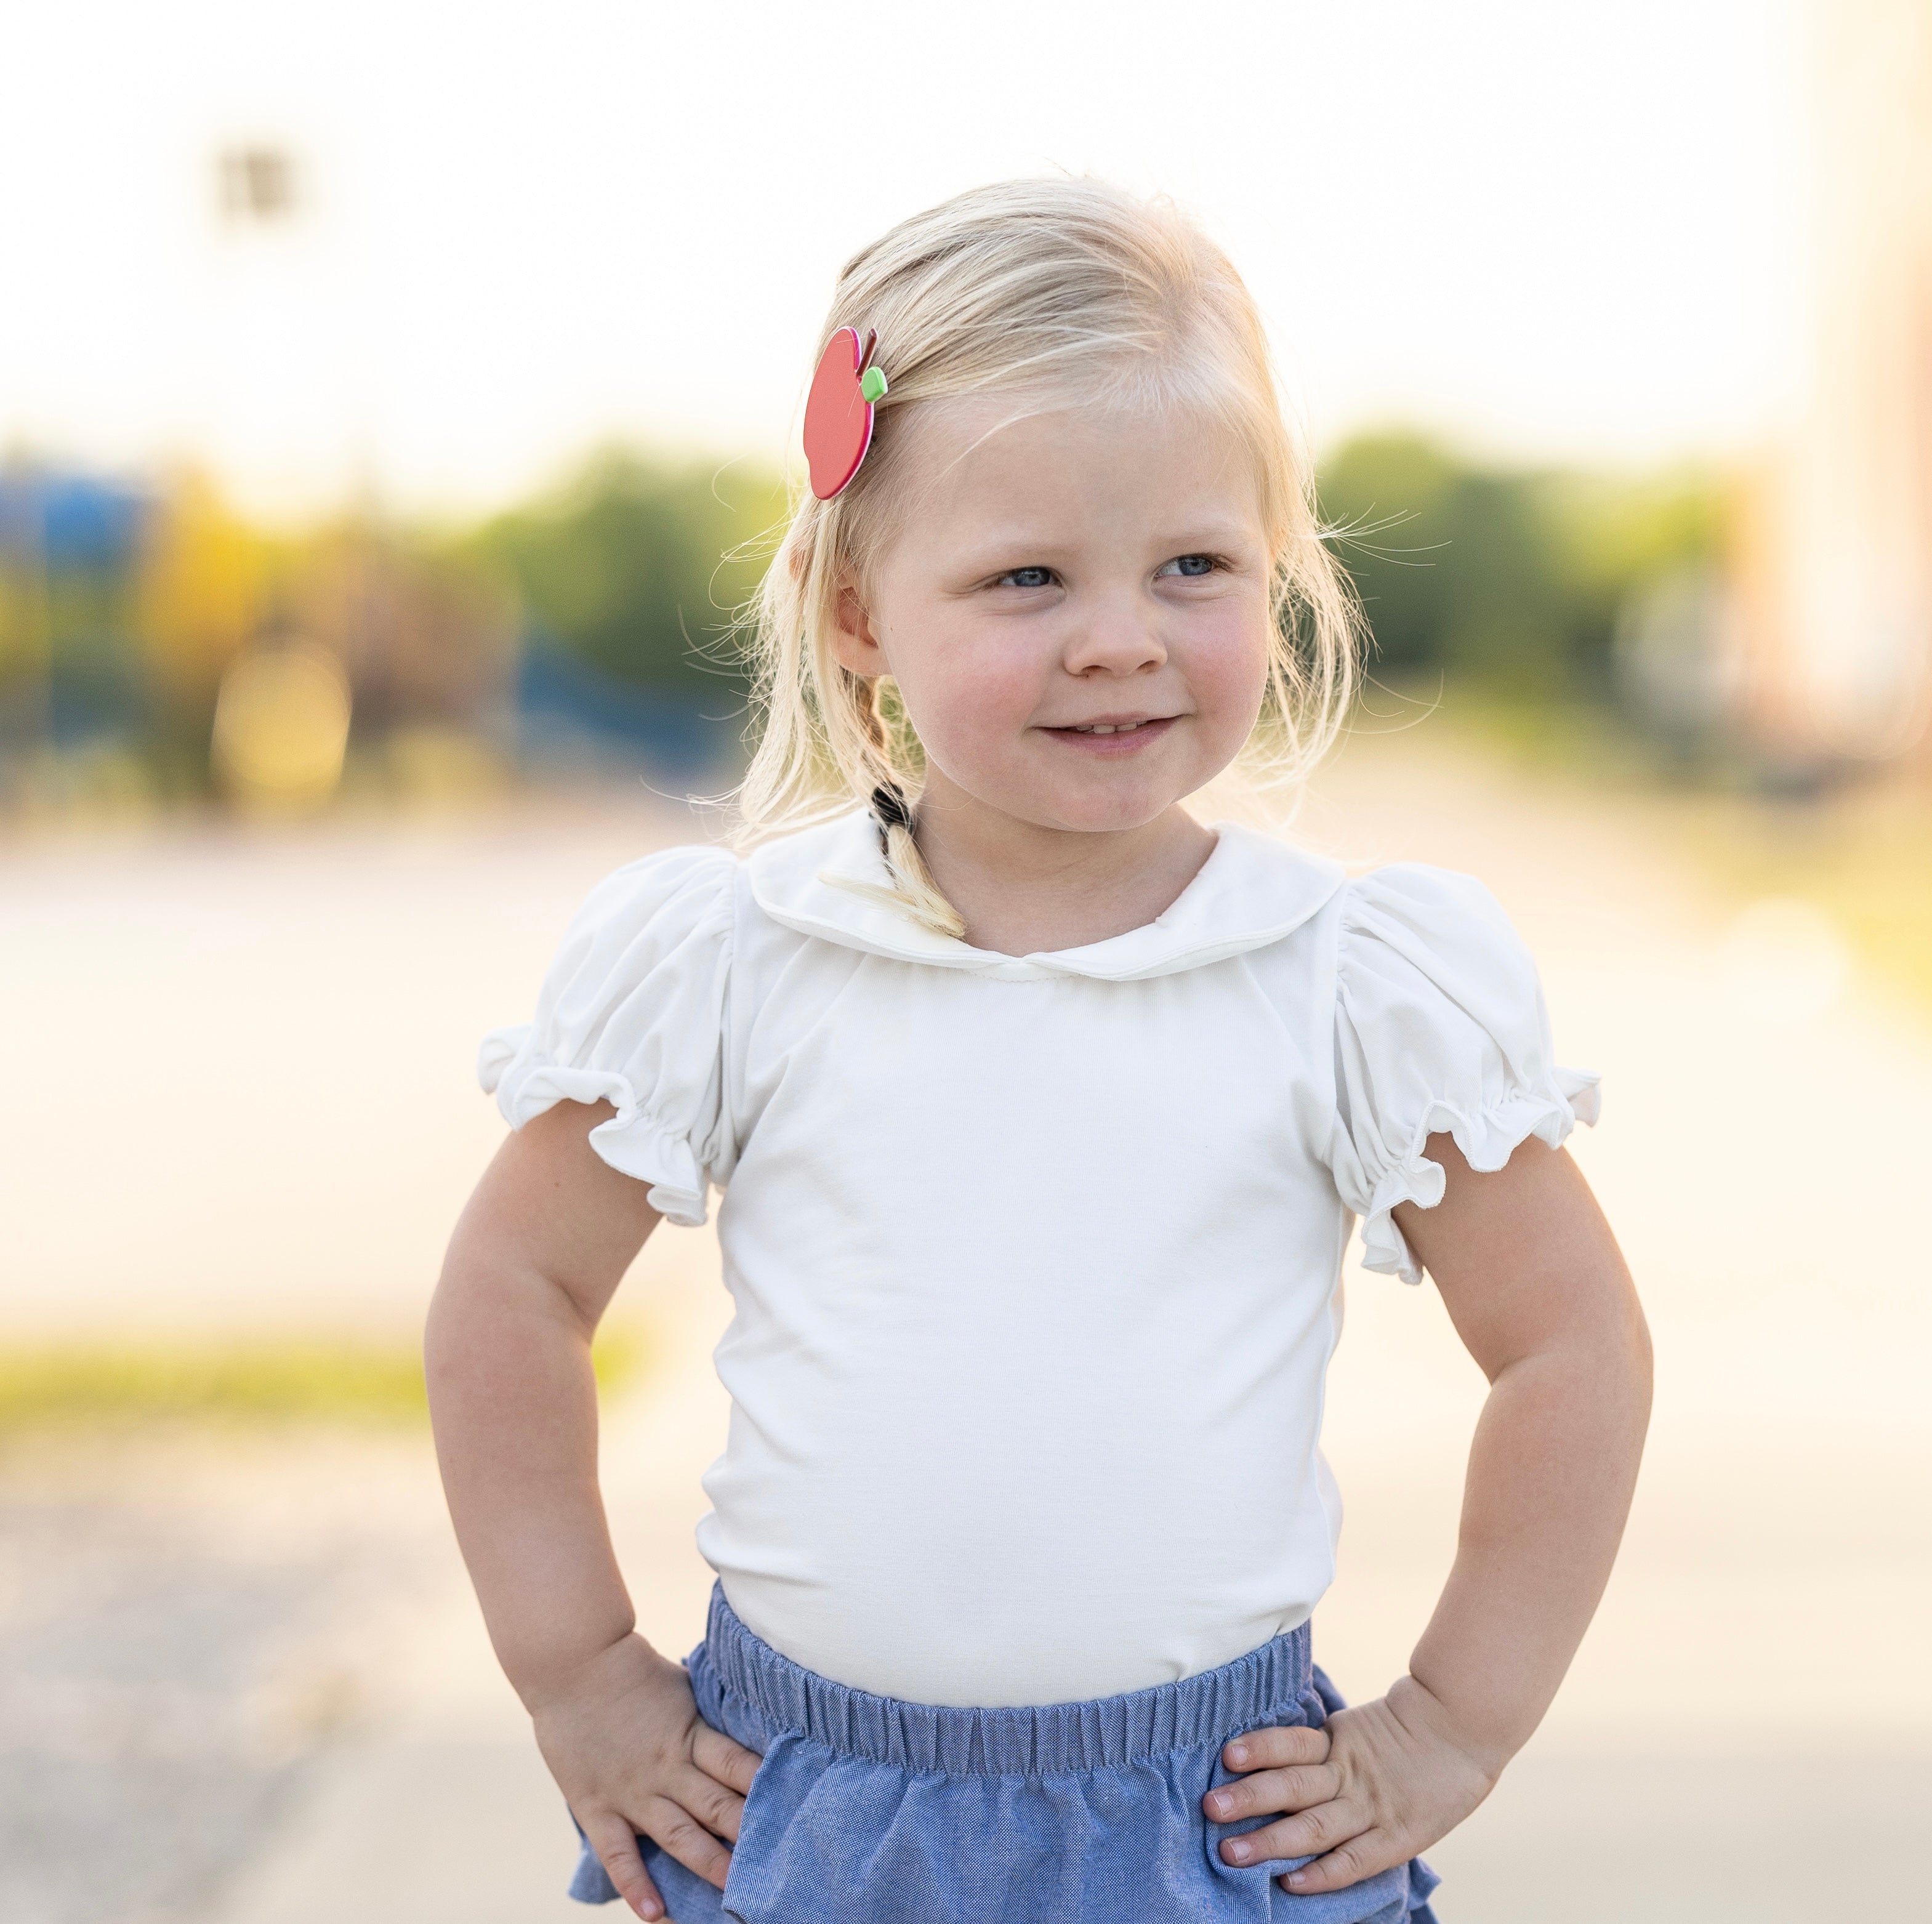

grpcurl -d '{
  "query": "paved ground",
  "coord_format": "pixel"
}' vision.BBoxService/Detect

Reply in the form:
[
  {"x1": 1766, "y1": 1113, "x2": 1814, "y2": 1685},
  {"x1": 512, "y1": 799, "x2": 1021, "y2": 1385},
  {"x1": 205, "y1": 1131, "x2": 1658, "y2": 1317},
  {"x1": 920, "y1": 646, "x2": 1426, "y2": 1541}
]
[
  {"x1": 4, "y1": 737, "x2": 1929, "y2": 1920},
  {"x1": 0, "y1": 1426, "x2": 446, "y2": 1924}
]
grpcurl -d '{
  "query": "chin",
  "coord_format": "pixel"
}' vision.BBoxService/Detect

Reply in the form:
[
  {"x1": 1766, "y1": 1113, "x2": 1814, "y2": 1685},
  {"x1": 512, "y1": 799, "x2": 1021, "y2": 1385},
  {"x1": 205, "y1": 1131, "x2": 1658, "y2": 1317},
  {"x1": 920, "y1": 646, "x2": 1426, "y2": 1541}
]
[{"x1": 1032, "y1": 785, "x2": 1182, "y2": 834}]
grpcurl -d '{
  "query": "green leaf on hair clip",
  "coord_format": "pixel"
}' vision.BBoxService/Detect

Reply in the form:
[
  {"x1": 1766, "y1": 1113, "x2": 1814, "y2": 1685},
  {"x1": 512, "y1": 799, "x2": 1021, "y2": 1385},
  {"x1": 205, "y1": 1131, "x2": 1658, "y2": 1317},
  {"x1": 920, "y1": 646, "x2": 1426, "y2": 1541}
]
[{"x1": 860, "y1": 367, "x2": 888, "y2": 403}]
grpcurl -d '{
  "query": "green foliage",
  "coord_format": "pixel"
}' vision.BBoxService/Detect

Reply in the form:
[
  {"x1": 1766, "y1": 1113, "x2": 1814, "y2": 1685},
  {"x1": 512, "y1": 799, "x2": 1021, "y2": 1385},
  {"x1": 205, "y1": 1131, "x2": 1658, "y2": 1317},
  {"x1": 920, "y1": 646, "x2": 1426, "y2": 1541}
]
[
  {"x1": 0, "y1": 1327, "x2": 644, "y2": 1431},
  {"x1": 465, "y1": 451, "x2": 787, "y2": 691},
  {"x1": 1318, "y1": 431, "x2": 1724, "y2": 699},
  {"x1": 1542, "y1": 469, "x2": 1727, "y2": 680}
]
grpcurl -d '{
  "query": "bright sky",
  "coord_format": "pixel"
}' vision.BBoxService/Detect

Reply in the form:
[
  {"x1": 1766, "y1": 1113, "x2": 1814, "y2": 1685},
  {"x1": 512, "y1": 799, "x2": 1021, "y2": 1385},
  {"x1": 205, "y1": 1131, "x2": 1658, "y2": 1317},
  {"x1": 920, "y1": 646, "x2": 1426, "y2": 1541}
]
[{"x1": 2, "y1": 0, "x2": 1806, "y2": 519}]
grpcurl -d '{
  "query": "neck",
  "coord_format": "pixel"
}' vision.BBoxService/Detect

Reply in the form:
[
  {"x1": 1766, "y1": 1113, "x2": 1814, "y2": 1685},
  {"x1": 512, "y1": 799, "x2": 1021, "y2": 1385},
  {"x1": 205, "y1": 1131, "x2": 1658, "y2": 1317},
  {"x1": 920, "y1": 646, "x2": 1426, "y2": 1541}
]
[{"x1": 909, "y1": 772, "x2": 1216, "y2": 956}]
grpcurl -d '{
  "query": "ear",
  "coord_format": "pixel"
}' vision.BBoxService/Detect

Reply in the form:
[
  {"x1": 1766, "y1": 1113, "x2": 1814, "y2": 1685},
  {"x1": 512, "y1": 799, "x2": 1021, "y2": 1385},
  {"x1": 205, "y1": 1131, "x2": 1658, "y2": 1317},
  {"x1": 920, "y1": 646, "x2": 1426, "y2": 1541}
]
[{"x1": 828, "y1": 579, "x2": 888, "y2": 679}]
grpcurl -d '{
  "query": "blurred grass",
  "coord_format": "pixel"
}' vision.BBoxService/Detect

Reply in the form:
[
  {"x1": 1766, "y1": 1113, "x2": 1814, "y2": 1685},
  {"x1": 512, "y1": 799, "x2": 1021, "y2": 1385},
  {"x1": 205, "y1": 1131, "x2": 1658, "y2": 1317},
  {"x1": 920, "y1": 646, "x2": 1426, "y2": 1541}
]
[
  {"x1": 0, "y1": 1325, "x2": 646, "y2": 1432},
  {"x1": 1680, "y1": 786, "x2": 1932, "y2": 1011},
  {"x1": 1358, "y1": 682, "x2": 1659, "y2": 789},
  {"x1": 1409, "y1": 682, "x2": 1932, "y2": 1015}
]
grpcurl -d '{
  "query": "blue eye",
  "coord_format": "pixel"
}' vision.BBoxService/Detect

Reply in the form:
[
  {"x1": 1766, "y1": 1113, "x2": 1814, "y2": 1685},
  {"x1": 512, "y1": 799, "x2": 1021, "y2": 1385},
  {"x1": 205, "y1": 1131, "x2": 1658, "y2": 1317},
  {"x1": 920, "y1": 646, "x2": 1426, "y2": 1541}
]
[
  {"x1": 1170, "y1": 554, "x2": 1215, "y2": 578},
  {"x1": 1000, "y1": 566, "x2": 1054, "y2": 589}
]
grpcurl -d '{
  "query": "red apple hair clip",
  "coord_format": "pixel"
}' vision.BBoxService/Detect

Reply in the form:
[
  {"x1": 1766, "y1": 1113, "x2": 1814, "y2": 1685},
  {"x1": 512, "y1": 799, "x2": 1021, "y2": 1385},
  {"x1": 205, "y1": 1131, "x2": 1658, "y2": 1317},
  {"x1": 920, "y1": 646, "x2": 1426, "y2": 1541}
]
[{"x1": 803, "y1": 326, "x2": 888, "y2": 500}]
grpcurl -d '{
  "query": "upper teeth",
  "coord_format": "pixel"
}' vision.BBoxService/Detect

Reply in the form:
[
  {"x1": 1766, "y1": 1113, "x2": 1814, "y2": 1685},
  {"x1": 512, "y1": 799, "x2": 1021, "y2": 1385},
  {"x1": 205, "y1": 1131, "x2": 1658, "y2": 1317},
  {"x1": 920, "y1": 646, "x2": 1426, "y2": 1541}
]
[{"x1": 1074, "y1": 722, "x2": 1138, "y2": 733}]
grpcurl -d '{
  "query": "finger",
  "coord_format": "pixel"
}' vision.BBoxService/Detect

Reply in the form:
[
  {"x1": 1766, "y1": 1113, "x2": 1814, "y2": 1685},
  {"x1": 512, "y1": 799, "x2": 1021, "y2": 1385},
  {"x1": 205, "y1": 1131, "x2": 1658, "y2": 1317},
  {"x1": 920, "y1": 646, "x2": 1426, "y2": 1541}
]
[
  {"x1": 1222, "y1": 1725, "x2": 1329, "y2": 1773},
  {"x1": 1203, "y1": 1763, "x2": 1341, "y2": 1823},
  {"x1": 1281, "y1": 1826, "x2": 1407, "y2": 1894},
  {"x1": 642, "y1": 1794, "x2": 735, "y2": 1891},
  {"x1": 691, "y1": 1720, "x2": 763, "y2": 1797},
  {"x1": 579, "y1": 1810, "x2": 666, "y2": 1921},
  {"x1": 672, "y1": 1761, "x2": 747, "y2": 1845},
  {"x1": 1218, "y1": 1796, "x2": 1366, "y2": 1867}
]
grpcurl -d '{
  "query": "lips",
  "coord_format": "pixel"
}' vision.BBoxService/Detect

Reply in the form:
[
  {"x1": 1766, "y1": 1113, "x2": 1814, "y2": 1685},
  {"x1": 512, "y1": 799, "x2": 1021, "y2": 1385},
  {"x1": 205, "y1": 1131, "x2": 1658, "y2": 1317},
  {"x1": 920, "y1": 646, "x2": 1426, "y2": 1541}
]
[{"x1": 1040, "y1": 715, "x2": 1179, "y2": 752}]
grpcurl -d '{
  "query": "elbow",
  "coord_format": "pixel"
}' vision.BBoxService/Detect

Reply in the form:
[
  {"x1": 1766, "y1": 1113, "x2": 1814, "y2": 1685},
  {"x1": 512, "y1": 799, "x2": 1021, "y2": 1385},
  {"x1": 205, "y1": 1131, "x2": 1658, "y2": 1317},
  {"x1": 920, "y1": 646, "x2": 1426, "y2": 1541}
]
[
  {"x1": 421, "y1": 1220, "x2": 520, "y2": 1403},
  {"x1": 1612, "y1": 1266, "x2": 1654, "y2": 1443},
  {"x1": 423, "y1": 1218, "x2": 598, "y2": 1392},
  {"x1": 1550, "y1": 1258, "x2": 1653, "y2": 1449},
  {"x1": 422, "y1": 1239, "x2": 479, "y2": 1409}
]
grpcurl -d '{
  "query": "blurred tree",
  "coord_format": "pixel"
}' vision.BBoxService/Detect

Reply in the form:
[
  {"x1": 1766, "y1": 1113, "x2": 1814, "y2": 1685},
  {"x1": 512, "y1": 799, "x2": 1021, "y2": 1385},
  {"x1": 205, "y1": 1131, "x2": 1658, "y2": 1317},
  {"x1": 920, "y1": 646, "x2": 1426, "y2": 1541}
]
[
  {"x1": 292, "y1": 524, "x2": 517, "y2": 741},
  {"x1": 466, "y1": 451, "x2": 787, "y2": 695},
  {"x1": 1318, "y1": 431, "x2": 1724, "y2": 704},
  {"x1": 1319, "y1": 432, "x2": 1568, "y2": 694},
  {"x1": 1544, "y1": 469, "x2": 1726, "y2": 686},
  {"x1": 1315, "y1": 433, "x2": 1460, "y2": 675}
]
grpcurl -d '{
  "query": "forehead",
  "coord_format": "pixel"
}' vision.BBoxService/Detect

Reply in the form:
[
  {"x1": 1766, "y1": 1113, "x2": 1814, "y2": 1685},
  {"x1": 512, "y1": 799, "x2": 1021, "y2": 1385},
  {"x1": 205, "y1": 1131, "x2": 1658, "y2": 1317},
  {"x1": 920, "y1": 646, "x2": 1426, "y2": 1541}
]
[{"x1": 885, "y1": 395, "x2": 1266, "y2": 551}]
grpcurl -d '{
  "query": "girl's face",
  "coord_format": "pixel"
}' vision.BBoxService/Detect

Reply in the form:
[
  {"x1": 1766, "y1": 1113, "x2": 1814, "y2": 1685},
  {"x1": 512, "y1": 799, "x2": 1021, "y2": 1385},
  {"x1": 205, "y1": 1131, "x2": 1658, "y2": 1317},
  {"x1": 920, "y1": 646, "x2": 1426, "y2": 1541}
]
[{"x1": 835, "y1": 398, "x2": 1274, "y2": 835}]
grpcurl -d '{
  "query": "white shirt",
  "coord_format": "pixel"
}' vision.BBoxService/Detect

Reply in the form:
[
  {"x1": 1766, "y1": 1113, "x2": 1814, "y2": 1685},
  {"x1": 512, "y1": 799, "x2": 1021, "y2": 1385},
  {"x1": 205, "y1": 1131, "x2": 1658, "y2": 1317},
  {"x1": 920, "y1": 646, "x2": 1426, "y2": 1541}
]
[{"x1": 480, "y1": 810, "x2": 1598, "y2": 1707}]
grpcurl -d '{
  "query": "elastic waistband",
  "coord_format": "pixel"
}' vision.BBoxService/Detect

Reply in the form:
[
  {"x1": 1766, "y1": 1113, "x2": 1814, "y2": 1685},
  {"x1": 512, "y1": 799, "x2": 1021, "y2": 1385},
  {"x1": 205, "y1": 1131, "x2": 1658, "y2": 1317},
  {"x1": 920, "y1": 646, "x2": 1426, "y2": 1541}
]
[{"x1": 700, "y1": 1586, "x2": 1314, "y2": 1776}]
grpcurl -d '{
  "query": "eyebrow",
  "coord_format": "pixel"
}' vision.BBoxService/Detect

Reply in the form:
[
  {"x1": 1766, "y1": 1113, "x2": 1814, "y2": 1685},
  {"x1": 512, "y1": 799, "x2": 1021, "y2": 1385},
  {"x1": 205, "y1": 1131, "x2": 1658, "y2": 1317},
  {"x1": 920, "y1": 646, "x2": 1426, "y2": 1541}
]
[{"x1": 949, "y1": 519, "x2": 1260, "y2": 570}]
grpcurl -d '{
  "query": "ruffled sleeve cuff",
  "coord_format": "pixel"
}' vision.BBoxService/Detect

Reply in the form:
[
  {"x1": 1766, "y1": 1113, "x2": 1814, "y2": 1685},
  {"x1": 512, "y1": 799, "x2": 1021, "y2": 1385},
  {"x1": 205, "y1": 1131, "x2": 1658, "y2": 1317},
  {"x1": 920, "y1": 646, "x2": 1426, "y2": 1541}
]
[
  {"x1": 1331, "y1": 865, "x2": 1601, "y2": 1286},
  {"x1": 1356, "y1": 1069, "x2": 1602, "y2": 1286},
  {"x1": 478, "y1": 1029, "x2": 711, "y2": 1225},
  {"x1": 474, "y1": 845, "x2": 737, "y2": 1227}
]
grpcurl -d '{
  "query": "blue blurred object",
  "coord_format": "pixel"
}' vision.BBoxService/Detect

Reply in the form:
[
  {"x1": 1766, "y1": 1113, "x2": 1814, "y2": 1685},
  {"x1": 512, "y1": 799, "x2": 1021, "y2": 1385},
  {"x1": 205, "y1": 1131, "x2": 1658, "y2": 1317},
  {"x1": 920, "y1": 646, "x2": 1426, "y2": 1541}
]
[
  {"x1": 514, "y1": 630, "x2": 743, "y2": 784},
  {"x1": 0, "y1": 469, "x2": 149, "y2": 570},
  {"x1": 0, "y1": 468, "x2": 155, "y2": 752}
]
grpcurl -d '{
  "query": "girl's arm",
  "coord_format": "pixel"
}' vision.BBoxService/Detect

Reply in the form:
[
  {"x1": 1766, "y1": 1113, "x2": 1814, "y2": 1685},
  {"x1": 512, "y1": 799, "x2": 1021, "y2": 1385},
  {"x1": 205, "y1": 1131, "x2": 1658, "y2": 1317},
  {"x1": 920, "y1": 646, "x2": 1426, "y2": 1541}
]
[
  {"x1": 425, "y1": 1098, "x2": 759, "y2": 1923},
  {"x1": 1204, "y1": 1135, "x2": 1652, "y2": 1890}
]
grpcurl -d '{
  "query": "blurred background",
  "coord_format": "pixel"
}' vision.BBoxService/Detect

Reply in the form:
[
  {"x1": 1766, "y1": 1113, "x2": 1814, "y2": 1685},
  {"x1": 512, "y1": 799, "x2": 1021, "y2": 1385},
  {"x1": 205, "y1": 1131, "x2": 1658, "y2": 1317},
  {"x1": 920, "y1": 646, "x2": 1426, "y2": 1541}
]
[{"x1": 3, "y1": 2, "x2": 1928, "y2": 1920}]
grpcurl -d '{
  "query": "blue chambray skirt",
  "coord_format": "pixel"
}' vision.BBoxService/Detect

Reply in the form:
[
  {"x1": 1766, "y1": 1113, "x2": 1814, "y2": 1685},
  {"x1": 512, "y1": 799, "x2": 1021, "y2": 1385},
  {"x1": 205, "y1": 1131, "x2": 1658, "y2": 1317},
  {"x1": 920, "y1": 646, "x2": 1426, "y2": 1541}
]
[{"x1": 569, "y1": 1585, "x2": 1441, "y2": 1922}]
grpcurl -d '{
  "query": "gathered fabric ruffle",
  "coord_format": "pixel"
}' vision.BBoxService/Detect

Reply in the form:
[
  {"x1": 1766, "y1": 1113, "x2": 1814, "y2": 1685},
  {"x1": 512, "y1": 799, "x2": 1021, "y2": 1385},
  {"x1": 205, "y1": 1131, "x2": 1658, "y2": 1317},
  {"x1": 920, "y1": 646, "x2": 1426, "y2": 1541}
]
[
  {"x1": 478, "y1": 1024, "x2": 711, "y2": 1224},
  {"x1": 472, "y1": 845, "x2": 736, "y2": 1226},
  {"x1": 1358, "y1": 1068, "x2": 1601, "y2": 1286},
  {"x1": 1329, "y1": 866, "x2": 1601, "y2": 1284}
]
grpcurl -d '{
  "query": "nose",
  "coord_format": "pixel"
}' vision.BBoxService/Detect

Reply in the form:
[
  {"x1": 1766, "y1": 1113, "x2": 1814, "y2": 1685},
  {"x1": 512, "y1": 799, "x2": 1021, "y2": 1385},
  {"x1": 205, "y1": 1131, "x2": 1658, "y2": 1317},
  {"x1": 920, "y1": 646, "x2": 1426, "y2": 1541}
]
[{"x1": 1060, "y1": 590, "x2": 1167, "y2": 678}]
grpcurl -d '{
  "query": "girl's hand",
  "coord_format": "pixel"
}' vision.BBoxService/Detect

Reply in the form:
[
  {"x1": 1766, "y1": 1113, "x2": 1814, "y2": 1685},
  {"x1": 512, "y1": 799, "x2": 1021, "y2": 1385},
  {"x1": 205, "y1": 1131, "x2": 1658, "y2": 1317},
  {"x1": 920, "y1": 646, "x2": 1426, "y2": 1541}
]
[
  {"x1": 529, "y1": 1630, "x2": 762, "y2": 1922},
  {"x1": 1202, "y1": 1675, "x2": 1496, "y2": 1894}
]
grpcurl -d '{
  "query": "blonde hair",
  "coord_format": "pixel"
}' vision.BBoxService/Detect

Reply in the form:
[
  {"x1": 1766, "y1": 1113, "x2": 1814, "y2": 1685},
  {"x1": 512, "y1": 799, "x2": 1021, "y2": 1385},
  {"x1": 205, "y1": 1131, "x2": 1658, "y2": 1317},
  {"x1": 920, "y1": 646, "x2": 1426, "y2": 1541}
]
[{"x1": 735, "y1": 177, "x2": 1359, "y2": 936}]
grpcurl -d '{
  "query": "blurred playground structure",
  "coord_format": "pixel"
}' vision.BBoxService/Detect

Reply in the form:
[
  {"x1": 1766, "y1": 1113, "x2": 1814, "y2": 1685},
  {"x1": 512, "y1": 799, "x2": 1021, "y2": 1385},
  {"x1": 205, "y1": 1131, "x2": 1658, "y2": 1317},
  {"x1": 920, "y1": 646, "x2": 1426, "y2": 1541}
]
[
  {"x1": 0, "y1": 454, "x2": 782, "y2": 818},
  {"x1": 1, "y1": 7, "x2": 1930, "y2": 826}
]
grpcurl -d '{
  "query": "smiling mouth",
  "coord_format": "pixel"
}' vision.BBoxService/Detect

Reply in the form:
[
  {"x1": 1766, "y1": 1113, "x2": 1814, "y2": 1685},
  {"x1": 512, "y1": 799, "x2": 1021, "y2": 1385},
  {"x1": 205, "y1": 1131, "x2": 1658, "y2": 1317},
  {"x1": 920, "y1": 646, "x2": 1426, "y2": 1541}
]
[
  {"x1": 1040, "y1": 715, "x2": 1180, "y2": 752},
  {"x1": 1046, "y1": 716, "x2": 1175, "y2": 736}
]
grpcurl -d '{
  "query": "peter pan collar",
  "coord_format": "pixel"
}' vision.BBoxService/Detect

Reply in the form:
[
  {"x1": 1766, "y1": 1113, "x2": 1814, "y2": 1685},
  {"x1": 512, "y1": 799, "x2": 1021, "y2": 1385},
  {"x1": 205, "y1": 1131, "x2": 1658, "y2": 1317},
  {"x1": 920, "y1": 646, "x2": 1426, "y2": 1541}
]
[{"x1": 746, "y1": 809, "x2": 1345, "y2": 983}]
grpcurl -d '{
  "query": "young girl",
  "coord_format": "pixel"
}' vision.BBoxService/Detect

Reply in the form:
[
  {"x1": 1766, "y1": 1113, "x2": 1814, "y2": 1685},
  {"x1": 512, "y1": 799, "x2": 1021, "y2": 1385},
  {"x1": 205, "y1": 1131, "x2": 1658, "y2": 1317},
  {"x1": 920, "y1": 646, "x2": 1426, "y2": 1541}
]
[{"x1": 427, "y1": 179, "x2": 1651, "y2": 1923}]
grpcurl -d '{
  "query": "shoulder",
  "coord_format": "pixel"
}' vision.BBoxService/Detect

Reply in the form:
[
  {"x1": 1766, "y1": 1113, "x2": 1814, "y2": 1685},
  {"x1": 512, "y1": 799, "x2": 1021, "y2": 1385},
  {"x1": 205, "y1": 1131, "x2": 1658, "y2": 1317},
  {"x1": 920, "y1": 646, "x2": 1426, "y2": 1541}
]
[
  {"x1": 1329, "y1": 865, "x2": 1553, "y2": 1105},
  {"x1": 573, "y1": 840, "x2": 740, "y2": 926},
  {"x1": 542, "y1": 840, "x2": 742, "y2": 974},
  {"x1": 1333, "y1": 861, "x2": 1535, "y2": 1003},
  {"x1": 1328, "y1": 859, "x2": 1588, "y2": 1127},
  {"x1": 481, "y1": 842, "x2": 741, "y2": 1111},
  {"x1": 1325, "y1": 863, "x2": 1599, "y2": 1282},
  {"x1": 480, "y1": 840, "x2": 744, "y2": 1223},
  {"x1": 1338, "y1": 861, "x2": 1515, "y2": 936}
]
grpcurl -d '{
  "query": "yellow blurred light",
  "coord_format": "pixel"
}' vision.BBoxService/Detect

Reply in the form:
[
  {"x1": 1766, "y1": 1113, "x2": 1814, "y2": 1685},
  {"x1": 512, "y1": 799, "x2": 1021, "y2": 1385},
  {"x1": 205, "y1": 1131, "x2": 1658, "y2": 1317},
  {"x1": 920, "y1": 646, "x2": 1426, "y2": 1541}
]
[
  {"x1": 211, "y1": 642, "x2": 352, "y2": 810},
  {"x1": 137, "y1": 472, "x2": 276, "y2": 695}
]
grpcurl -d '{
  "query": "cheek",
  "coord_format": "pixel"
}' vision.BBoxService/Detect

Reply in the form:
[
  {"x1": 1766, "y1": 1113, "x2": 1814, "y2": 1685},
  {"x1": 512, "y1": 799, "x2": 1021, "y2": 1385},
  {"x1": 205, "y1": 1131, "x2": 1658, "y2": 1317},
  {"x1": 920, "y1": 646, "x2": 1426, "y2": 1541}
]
[
  {"x1": 1181, "y1": 602, "x2": 1274, "y2": 730},
  {"x1": 892, "y1": 622, "x2": 1044, "y2": 759}
]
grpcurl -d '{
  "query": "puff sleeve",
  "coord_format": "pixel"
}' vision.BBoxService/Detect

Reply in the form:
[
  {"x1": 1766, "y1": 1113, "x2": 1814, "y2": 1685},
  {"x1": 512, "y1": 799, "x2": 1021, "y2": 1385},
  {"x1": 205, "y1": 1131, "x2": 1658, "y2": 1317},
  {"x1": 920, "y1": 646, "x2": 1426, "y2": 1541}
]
[
  {"x1": 1328, "y1": 864, "x2": 1601, "y2": 1286},
  {"x1": 476, "y1": 845, "x2": 737, "y2": 1226}
]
